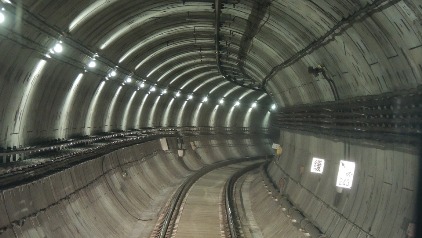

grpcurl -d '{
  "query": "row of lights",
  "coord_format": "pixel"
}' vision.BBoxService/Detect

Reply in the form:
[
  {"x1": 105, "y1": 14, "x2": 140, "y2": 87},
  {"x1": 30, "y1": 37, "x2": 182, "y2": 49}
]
[
  {"x1": 80, "y1": 46, "x2": 279, "y2": 109},
  {"x1": 53, "y1": 41, "x2": 277, "y2": 110},
  {"x1": 0, "y1": 6, "x2": 279, "y2": 111}
]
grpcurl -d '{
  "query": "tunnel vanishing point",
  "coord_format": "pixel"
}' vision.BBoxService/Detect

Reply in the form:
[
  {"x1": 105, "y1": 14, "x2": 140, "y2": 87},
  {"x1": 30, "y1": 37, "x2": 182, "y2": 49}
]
[{"x1": 0, "y1": 0, "x2": 421, "y2": 237}]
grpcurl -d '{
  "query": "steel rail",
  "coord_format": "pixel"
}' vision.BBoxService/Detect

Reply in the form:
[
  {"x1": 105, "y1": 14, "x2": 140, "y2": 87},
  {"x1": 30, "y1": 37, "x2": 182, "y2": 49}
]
[
  {"x1": 154, "y1": 157, "x2": 263, "y2": 238},
  {"x1": 223, "y1": 162, "x2": 263, "y2": 238}
]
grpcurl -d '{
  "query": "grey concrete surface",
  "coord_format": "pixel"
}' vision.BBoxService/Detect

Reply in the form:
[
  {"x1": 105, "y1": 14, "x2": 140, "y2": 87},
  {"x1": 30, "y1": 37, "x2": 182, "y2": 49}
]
[
  {"x1": 173, "y1": 162, "x2": 257, "y2": 238},
  {"x1": 0, "y1": 1, "x2": 421, "y2": 237},
  {"x1": 267, "y1": 130, "x2": 419, "y2": 238},
  {"x1": 247, "y1": 172, "x2": 306, "y2": 238},
  {"x1": 0, "y1": 136, "x2": 272, "y2": 237}
]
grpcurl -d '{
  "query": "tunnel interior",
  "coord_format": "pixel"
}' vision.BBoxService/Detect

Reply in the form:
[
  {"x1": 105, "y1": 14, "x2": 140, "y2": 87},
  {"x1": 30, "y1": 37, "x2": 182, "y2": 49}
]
[{"x1": 0, "y1": 0, "x2": 421, "y2": 237}]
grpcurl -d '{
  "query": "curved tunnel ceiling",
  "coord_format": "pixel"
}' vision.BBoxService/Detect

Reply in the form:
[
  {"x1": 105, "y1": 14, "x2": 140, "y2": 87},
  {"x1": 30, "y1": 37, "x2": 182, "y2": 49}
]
[
  {"x1": 0, "y1": 0, "x2": 421, "y2": 146},
  {"x1": 0, "y1": 0, "x2": 421, "y2": 237}
]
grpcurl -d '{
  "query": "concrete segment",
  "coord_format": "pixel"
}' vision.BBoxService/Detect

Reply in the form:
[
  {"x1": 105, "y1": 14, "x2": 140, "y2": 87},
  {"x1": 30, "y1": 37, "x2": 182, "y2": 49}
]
[
  {"x1": 0, "y1": 1, "x2": 421, "y2": 237},
  {"x1": 249, "y1": 175, "x2": 306, "y2": 238},
  {"x1": 268, "y1": 130, "x2": 419, "y2": 238},
  {"x1": 0, "y1": 135, "x2": 271, "y2": 237}
]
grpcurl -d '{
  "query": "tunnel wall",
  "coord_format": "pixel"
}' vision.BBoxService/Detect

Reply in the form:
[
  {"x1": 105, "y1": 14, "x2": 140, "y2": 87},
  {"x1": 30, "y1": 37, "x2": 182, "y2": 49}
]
[
  {"x1": 267, "y1": 130, "x2": 419, "y2": 238},
  {"x1": 0, "y1": 34, "x2": 273, "y2": 149},
  {"x1": 248, "y1": 174, "x2": 306, "y2": 237},
  {"x1": 0, "y1": 134, "x2": 272, "y2": 237},
  {"x1": 0, "y1": 49, "x2": 273, "y2": 149},
  {"x1": 265, "y1": 1, "x2": 422, "y2": 107}
]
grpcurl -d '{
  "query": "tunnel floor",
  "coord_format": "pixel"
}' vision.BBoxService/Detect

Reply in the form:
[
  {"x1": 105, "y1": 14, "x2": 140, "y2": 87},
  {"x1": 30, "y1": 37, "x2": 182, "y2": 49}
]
[{"x1": 172, "y1": 162, "x2": 257, "y2": 238}]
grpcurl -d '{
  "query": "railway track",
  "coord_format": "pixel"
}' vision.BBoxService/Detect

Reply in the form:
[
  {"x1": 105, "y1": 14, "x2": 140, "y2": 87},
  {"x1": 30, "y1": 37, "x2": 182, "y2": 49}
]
[
  {"x1": 222, "y1": 163, "x2": 263, "y2": 238},
  {"x1": 151, "y1": 158, "x2": 264, "y2": 238}
]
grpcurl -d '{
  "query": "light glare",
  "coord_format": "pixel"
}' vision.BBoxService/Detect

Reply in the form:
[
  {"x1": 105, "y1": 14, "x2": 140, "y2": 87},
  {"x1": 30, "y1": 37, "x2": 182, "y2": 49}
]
[
  {"x1": 235, "y1": 101, "x2": 240, "y2": 106},
  {"x1": 202, "y1": 97, "x2": 208, "y2": 102},
  {"x1": 176, "y1": 92, "x2": 181, "y2": 97},
  {"x1": 53, "y1": 43, "x2": 63, "y2": 53},
  {"x1": 219, "y1": 99, "x2": 224, "y2": 104},
  {"x1": 271, "y1": 104, "x2": 276, "y2": 110},
  {"x1": 110, "y1": 70, "x2": 117, "y2": 77},
  {"x1": 252, "y1": 102, "x2": 257, "y2": 108},
  {"x1": 88, "y1": 60, "x2": 96, "y2": 68},
  {"x1": 0, "y1": 12, "x2": 4, "y2": 24}
]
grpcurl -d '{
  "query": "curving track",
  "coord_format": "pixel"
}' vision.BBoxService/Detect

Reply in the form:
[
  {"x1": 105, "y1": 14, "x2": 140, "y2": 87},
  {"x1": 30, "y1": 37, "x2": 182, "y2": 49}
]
[{"x1": 151, "y1": 158, "x2": 264, "y2": 238}]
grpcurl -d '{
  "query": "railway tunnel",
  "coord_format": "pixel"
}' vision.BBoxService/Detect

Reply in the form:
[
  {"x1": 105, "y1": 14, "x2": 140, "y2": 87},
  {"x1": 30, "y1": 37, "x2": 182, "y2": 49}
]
[{"x1": 0, "y1": 0, "x2": 421, "y2": 237}]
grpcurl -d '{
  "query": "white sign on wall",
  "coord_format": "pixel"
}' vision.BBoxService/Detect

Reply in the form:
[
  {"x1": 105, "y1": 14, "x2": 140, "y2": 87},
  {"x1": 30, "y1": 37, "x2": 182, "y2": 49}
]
[
  {"x1": 160, "y1": 138, "x2": 169, "y2": 151},
  {"x1": 336, "y1": 160, "x2": 356, "y2": 189},
  {"x1": 310, "y1": 157, "x2": 325, "y2": 174}
]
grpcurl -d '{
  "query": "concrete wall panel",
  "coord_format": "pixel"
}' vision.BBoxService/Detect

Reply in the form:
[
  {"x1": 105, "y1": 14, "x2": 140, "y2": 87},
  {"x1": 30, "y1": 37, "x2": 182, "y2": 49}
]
[
  {"x1": 249, "y1": 175, "x2": 306, "y2": 237},
  {"x1": 0, "y1": 195, "x2": 9, "y2": 230},
  {"x1": 0, "y1": 136, "x2": 271, "y2": 237},
  {"x1": 268, "y1": 130, "x2": 418, "y2": 238},
  {"x1": 3, "y1": 185, "x2": 34, "y2": 222},
  {"x1": 0, "y1": 228, "x2": 15, "y2": 238},
  {"x1": 48, "y1": 173, "x2": 66, "y2": 202}
]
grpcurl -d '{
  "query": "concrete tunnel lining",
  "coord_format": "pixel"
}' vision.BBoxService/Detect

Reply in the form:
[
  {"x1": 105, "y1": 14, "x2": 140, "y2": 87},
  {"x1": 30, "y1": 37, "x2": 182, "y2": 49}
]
[
  {"x1": 0, "y1": 0, "x2": 421, "y2": 237},
  {"x1": 0, "y1": 135, "x2": 273, "y2": 237}
]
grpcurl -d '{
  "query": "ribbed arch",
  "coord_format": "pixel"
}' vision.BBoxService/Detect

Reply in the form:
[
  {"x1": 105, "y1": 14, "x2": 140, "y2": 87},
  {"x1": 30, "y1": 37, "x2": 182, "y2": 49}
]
[
  {"x1": 119, "y1": 23, "x2": 214, "y2": 64},
  {"x1": 98, "y1": 3, "x2": 213, "y2": 50}
]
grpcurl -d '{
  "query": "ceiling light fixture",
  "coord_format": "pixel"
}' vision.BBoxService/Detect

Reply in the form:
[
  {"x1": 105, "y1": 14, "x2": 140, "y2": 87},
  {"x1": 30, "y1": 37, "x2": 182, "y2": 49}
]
[
  {"x1": 176, "y1": 91, "x2": 181, "y2": 97},
  {"x1": 53, "y1": 42, "x2": 63, "y2": 53},
  {"x1": 88, "y1": 60, "x2": 96, "y2": 68},
  {"x1": 202, "y1": 96, "x2": 208, "y2": 102},
  {"x1": 271, "y1": 104, "x2": 276, "y2": 110},
  {"x1": 109, "y1": 70, "x2": 117, "y2": 77},
  {"x1": 251, "y1": 102, "x2": 257, "y2": 108},
  {"x1": 219, "y1": 98, "x2": 224, "y2": 104},
  {"x1": 235, "y1": 101, "x2": 240, "y2": 106},
  {"x1": 0, "y1": 12, "x2": 5, "y2": 24}
]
